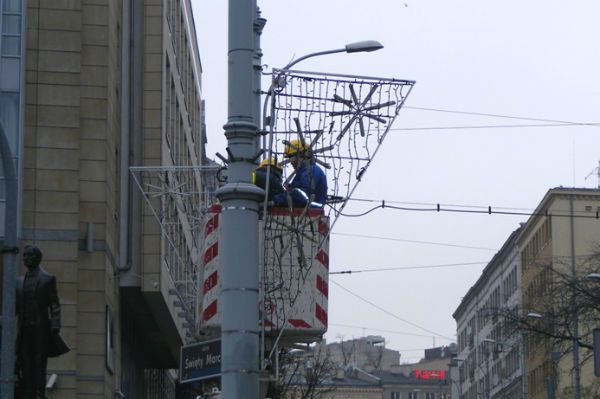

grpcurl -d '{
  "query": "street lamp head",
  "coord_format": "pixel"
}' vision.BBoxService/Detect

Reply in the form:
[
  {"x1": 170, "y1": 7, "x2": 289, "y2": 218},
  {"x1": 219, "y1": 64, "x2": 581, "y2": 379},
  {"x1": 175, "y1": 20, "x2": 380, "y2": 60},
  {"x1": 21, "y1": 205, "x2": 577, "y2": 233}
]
[
  {"x1": 526, "y1": 312, "x2": 543, "y2": 319},
  {"x1": 449, "y1": 356, "x2": 466, "y2": 367},
  {"x1": 345, "y1": 40, "x2": 384, "y2": 53},
  {"x1": 587, "y1": 272, "x2": 600, "y2": 281}
]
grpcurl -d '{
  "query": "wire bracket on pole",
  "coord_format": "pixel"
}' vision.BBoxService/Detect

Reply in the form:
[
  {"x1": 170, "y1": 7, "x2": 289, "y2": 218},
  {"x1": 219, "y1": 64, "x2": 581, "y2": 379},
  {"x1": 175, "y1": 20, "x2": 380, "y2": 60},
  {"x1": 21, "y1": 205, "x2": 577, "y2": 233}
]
[
  {"x1": 221, "y1": 329, "x2": 261, "y2": 336},
  {"x1": 221, "y1": 287, "x2": 260, "y2": 293},
  {"x1": 216, "y1": 152, "x2": 230, "y2": 164},
  {"x1": 221, "y1": 369, "x2": 261, "y2": 375},
  {"x1": 218, "y1": 148, "x2": 266, "y2": 164},
  {"x1": 0, "y1": 247, "x2": 19, "y2": 254},
  {"x1": 222, "y1": 206, "x2": 260, "y2": 214}
]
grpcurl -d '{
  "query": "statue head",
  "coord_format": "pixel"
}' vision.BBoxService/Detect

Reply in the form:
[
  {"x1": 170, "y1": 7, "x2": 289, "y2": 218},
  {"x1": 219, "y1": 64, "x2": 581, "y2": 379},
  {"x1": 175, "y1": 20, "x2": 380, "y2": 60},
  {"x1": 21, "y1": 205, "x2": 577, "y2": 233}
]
[{"x1": 23, "y1": 245, "x2": 42, "y2": 271}]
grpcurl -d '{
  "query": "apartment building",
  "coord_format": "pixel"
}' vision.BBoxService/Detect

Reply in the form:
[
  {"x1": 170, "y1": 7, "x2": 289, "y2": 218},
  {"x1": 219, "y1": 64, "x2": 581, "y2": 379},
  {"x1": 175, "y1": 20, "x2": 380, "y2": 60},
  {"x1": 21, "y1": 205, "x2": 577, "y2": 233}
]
[
  {"x1": 0, "y1": 0, "x2": 205, "y2": 397},
  {"x1": 518, "y1": 187, "x2": 600, "y2": 399},
  {"x1": 453, "y1": 228, "x2": 524, "y2": 399}
]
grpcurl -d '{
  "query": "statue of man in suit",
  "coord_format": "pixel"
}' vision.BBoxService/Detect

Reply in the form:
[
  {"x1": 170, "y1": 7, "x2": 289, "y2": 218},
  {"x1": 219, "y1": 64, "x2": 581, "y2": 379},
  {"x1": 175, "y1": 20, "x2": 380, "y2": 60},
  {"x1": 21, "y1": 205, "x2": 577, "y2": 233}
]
[{"x1": 16, "y1": 245, "x2": 68, "y2": 399}]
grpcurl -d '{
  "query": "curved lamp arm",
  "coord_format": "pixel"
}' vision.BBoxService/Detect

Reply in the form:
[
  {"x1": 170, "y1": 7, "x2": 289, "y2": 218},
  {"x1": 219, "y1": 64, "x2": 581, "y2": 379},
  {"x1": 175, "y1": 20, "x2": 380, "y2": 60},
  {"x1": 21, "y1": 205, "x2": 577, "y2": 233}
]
[
  {"x1": 282, "y1": 40, "x2": 384, "y2": 71},
  {"x1": 261, "y1": 40, "x2": 384, "y2": 163}
]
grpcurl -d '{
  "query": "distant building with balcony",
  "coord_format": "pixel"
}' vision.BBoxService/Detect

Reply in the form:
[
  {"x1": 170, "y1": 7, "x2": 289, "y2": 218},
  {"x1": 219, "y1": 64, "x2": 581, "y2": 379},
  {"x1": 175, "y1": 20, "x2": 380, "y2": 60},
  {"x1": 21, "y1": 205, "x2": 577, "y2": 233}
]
[
  {"x1": 288, "y1": 340, "x2": 452, "y2": 399},
  {"x1": 0, "y1": 0, "x2": 206, "y2": 397},
  {"x1": 284, "y1": 358, "x2": 451, "y2": 399},
  {"x1": 453, "y1": 228, "x2": 524, "y2": 399},
  {"x1": 326, "y1": 336, "x2": 401, "y2": 372}
]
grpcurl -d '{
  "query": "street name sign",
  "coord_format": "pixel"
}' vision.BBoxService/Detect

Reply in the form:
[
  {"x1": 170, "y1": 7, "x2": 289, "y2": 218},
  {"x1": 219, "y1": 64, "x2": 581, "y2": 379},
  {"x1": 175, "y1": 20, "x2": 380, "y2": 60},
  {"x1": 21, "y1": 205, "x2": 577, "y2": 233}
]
[{"x1": 180, "y1": 338, "x2": 221, "y2": 383}]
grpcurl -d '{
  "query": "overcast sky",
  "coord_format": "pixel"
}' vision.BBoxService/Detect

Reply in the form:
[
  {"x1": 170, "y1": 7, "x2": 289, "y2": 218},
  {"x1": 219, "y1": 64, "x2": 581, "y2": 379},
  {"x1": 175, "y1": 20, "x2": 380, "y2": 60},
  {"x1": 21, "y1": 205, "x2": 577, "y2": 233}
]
[{"x1": 191, "y1": 0, "x2": 600, "y2": 363}]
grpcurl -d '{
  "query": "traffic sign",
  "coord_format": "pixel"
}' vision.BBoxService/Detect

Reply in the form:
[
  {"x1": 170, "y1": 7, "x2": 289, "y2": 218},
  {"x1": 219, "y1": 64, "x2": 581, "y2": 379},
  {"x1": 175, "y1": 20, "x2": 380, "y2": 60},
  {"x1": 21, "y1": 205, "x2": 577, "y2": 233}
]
[{"x1": 180, "y1": 338, "x2": 221, "y2": 383}]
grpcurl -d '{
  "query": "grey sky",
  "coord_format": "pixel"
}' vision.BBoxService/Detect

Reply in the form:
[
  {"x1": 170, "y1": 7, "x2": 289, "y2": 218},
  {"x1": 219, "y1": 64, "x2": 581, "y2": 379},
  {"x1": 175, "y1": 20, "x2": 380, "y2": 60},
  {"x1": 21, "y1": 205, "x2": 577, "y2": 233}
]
[{"x1": 192, "y1": 0, "x2": 600, "y2": 363}]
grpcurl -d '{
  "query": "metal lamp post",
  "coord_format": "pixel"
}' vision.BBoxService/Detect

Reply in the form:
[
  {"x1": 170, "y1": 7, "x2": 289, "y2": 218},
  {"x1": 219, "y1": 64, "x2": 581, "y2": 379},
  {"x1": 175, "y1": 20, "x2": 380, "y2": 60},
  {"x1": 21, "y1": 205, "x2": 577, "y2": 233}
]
[
  {"x1": 586, "y1": 274, "x2": 600, "y2": 379},
  {"x1": 218, "y1": 2, "x2": 265, "y2": 398},
  {"x1": 568, "y1": 195, "x2": 582, "y2": 399},
  {"x1": 221, "y1": 2, "x2": 385, "y2": 397}
]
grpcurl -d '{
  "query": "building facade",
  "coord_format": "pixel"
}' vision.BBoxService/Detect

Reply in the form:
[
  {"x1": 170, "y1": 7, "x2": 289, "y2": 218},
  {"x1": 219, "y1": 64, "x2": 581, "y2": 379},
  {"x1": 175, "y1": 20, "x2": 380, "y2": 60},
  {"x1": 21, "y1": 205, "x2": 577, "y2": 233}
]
[
  {"x1": 518, "y1": 188, "x2": 600, "y2": 399},
  {"x1": 0, "y1": 0, "x2": 206, "y2": 397},
  {"x1": 453, "y1": 228, "x2": 524, "y2": 399}
]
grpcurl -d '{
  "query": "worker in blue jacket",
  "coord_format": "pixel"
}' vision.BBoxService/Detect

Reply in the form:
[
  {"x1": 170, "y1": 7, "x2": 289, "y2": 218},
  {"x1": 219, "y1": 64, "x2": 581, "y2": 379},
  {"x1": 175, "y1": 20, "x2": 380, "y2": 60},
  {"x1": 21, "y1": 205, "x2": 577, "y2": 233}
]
[{"x1": 273, "y1": 139, "x2": 327, "y2": 208}]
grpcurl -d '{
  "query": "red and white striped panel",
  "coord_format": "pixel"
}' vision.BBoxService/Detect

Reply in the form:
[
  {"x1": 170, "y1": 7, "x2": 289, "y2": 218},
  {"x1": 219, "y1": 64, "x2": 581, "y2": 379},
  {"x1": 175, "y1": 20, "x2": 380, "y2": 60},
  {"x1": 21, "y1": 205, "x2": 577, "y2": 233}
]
[
  {"x1": 200, "y1": 205, "x2": 221, "y2": 327},
  {"x1": 200, "y1": 205, "x2": 330, "y2": 340}
]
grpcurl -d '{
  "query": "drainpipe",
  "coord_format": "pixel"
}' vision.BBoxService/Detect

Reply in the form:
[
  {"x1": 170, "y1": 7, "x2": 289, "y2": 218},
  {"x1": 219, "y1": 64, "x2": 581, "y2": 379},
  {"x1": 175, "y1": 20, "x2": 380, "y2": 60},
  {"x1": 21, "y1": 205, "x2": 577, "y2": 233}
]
[
  {"x1": 129, "y1": 0, "x2": 144, "y2": 278},
  {"x1": 117, "y1": 0, "x2": 132, "y2": 275}
]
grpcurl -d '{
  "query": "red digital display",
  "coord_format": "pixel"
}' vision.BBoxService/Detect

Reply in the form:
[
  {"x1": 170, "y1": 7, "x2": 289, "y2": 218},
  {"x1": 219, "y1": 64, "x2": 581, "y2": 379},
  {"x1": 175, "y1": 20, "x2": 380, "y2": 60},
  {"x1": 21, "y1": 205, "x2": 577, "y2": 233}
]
[{"x1": 415, "y1": 369, "x2": 446, "y2": 380}]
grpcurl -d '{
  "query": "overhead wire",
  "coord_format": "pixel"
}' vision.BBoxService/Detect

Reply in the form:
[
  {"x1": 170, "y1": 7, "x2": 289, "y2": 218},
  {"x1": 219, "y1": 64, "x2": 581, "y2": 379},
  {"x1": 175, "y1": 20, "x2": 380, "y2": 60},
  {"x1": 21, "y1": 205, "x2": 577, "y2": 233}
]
[
  {"x1": 345, "y1": 197, "x2": 600, "y2": 217},
  {"x1": 348, "y1": 197, "x2": 535, "y2": 212},
  {"x1": 390, "y1": 122, "x2": 600, "y2": 132},
  {"x1": 397, "y1": 106, "x2": 600, "y2": 132},
  {"x1": 332, "y1": 232, "x2": 497, "y2": 251},
  {"x1": 403, "y1": 105, "x2": 600, "y2": 125},
  {"x1": 329, "y1": 322, "x2": 455, "y2": 340},
  {"x1": 336, "y1": 202, "x2": 600, "y2": 220},
  {"x1": 330, "y1": 253, "x2": 598, "y2": 276},
  {"x1": 330, "y1": 261, "x2": 488, "y2": 275},
  {"x1": 330, "y1": 279, "x2": 455, "y2": 341}
]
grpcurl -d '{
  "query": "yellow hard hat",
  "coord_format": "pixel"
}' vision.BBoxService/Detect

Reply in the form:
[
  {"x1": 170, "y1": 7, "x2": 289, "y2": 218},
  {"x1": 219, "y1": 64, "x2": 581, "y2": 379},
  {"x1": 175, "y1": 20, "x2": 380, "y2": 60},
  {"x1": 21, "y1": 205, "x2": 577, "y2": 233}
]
[
  {"x1": 284, "y1": 139, "x2": 308, "y2": 157},
  {"x1": 258, "y1": 158, "x2": 282, "y2": 171}
]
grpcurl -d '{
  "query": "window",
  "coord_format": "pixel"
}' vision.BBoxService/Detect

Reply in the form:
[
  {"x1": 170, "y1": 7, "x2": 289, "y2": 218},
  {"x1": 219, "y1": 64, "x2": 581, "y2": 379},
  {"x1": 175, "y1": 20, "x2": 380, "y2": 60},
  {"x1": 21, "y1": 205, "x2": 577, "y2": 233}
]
[
  {"x1": 391, "y1": 392, "x2": 401, "y2": 399},
  {"x1": 425, "y1": 394, "x2": 435, "y2": 399},
  {"x1": 408, "y1": 392, "x2": 419, "y2": 399},
  {"x1": 1, "y1": 7, "x2": 21, "y2": 57}
]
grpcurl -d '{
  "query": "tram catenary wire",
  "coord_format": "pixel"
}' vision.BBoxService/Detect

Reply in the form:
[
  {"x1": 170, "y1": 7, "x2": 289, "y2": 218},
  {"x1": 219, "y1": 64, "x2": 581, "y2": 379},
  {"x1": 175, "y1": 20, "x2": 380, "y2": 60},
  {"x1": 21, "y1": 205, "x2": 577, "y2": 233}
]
[{"x1": 330, "y1": 279, "x2": 455, "y2": 341}]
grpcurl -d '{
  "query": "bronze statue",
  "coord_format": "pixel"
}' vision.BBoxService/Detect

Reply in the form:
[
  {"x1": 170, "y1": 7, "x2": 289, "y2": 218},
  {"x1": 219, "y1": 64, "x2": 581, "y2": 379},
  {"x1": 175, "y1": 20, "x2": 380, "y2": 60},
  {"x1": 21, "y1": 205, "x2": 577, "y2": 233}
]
[{"x1": 16, "y1": 245, "x2": 69, "y2": 399}]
